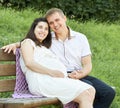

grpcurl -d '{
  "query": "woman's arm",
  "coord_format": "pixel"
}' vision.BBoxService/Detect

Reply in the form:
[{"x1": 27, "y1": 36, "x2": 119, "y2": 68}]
[{"x1": 21, "y1": 39, "x2": 64, "y2": 78}]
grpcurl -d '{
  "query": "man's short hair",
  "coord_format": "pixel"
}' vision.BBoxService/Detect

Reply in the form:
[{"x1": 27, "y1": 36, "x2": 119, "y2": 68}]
[{"x1": 45, "y1": 8, "x2": 65, "y2": 18}]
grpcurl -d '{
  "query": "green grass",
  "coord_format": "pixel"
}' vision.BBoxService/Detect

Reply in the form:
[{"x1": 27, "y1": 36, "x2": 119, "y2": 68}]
[
  {"x1": 68, "y1": 20, "x2": 120, "y2": 108},
  {"x1": 0, "y1": 6, "x2": 120, "y2": 108}
]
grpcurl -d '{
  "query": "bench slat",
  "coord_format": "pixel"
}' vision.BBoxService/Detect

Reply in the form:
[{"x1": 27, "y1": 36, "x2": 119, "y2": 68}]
[
  {"x1": 0, "y1": 64, "x2": 16, "y2": 76},
  {"x1": 0, "y1": 97, "x2": 60, "y2": 108},
  {"x1": 0, "y1": 79, "x2": 15, "y2": 92},
  {"x1": 0, "y1": 49, "x2": 62, "y2": 107},
  {"x1": 0, "y1": 49, "x2": 15, "y2": 61}
]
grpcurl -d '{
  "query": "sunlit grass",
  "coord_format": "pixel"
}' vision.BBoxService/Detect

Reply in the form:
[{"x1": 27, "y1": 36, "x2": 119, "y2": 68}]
[{"x1": 0, "y1": 6, "x2": 120, "y2": 108}]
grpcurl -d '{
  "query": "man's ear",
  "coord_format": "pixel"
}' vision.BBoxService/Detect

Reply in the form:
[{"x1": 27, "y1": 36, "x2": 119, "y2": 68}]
[{"x1": 64, "y1": 15, "x2": 67, "y2": 22}]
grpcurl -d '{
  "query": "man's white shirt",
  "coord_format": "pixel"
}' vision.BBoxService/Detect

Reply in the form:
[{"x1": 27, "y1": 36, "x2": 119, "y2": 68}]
[{"x1": 50, "y1": 28, "x2": 91, "y2": 71}]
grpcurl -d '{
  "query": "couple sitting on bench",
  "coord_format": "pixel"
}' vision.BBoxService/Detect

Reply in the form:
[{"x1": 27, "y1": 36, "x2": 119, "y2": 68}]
[{"x1": 2, "y1": 8, "x2": 115, "y2": 108}]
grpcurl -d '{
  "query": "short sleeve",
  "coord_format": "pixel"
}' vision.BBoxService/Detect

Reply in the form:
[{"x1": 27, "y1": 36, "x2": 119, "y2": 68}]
[
  {"x1": 81, "y1": 35, "x2": 92, "y2": 57},
  {"x1": 21, "y1": 39, "x2": 36, "y2": 48}
]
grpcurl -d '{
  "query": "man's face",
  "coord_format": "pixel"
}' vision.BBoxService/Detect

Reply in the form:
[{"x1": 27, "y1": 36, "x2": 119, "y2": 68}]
[{"x1": 46, "y1": 12, "x2": 67, "y2": 34}]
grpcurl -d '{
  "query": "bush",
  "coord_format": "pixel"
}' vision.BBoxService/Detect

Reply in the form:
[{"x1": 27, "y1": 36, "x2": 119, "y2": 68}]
[
  {"x1": 0, "y1": 7, "x2": 120, "y2": 108},
  {"x1": 0, "y1": 0, "x2": 120, "y2": 22}
]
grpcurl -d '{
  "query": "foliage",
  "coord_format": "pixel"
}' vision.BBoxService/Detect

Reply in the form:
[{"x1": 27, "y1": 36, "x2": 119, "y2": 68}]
[
  {"x1": 0, "y1": 7, "x2": 43, "y2": 46},
  {"x1": 0, "y1": 7, "x2": 120, "y2": 108},
  {"x1": 0, "y1": 0, "x2": 120, "y2": 22}
]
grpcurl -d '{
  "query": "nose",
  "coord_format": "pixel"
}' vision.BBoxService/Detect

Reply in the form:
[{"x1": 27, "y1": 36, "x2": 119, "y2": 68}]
[
  {"x1": 53, "y1": 22, "x2": 57, "y2": 27},
  {"x1": 40, "y1": 28, "x2": 45, "y2": 32}
]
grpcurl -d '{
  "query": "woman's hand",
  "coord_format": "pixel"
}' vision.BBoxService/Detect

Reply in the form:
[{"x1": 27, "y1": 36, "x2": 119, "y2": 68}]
[
  {"x1": 50, "y1": 70, "x2": 65, "y2": 78},
  {"x1": 1, "y1": 43, "x2": 18, "y2": 54}
]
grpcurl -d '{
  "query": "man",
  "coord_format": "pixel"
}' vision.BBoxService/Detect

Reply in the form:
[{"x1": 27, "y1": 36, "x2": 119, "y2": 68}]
[{"x1": 2, "y1": 8, "x2": 115, "y2": 108}]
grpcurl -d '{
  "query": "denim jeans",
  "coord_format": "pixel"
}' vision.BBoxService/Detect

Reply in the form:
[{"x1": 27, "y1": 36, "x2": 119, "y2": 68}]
[{"x1": 81, "y1": 76, "x2": 116, "y2": 108}]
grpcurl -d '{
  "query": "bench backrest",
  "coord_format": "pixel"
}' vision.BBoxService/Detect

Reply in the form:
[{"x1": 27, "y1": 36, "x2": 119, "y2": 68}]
[{"x1": 0, "y1": 49, "x2": 16, "y2": 93}]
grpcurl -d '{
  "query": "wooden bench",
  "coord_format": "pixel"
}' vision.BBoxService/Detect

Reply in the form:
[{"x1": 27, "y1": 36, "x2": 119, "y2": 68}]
[{"x1": 0, "y1": 49, "x2": 61, "y2": 108}]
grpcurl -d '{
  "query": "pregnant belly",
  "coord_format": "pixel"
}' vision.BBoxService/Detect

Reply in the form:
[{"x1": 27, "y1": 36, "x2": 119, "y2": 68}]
[{"x1": 37, "y1": 58, "x2": 67, "y2": 77}]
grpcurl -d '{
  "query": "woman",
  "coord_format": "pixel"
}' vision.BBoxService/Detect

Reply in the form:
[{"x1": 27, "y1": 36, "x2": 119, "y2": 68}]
[{"x1": 13, "y1": 17, "x2": 95, "y2": 108}]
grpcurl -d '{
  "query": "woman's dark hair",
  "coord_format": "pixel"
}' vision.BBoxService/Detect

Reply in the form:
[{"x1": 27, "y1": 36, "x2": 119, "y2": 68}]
[{"x1": 21, "y1": 17, "x2": 51, "y2": 48}]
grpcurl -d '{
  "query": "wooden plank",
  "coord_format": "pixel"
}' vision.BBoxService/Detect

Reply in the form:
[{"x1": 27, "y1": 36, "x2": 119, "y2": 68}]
[
  {"x1": 0, "y1": 49, "x2": 15, "y2": 61},
  {"x1": 0, "y1": 97, "x2": 60, "y2": 108},
  {"x1": 0, "y1": 104, "x2": 3, "y2": 108},
  {"x1": 0, "y1": 64, "x2": 16, "y2": 76},
  {"x1": 0, "y1": 49, "x2": 61, "y2": 108},
  {"x1": 0, "y1": 79, "x2": 15, "y2": 92}
]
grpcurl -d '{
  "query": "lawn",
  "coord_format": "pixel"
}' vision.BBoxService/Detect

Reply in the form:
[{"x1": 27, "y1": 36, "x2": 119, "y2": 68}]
[{"x1": 0, "y1": 6, "x2": 120, "y2": 108}]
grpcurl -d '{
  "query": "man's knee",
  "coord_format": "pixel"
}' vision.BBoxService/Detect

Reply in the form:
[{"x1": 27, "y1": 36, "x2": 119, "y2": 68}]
[
  {"x1": 108, "y1": 87, "x2": 116, "y2": 98},
  {"x1": 102, "y1": 86, "x2": 116, "y2": 101}
]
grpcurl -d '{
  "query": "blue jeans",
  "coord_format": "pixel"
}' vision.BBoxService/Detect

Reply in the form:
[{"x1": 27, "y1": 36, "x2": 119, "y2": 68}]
[{"x1": 81, "y1": 76, "x2": 116, "y2": 108}]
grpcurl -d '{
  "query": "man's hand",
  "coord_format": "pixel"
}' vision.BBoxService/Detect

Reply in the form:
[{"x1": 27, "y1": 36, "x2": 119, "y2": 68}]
[
  {"x1": 1, "y1": 43, "x2": 17, "y2": 54},
  {"x1": 68, "y1": 70, "x2": 84, "y2": 79}
]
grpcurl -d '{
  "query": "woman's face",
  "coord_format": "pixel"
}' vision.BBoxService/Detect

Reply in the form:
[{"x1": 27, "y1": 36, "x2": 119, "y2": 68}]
[{"x1": 34, "y1": 21, "x2": 49, "y2": 42}]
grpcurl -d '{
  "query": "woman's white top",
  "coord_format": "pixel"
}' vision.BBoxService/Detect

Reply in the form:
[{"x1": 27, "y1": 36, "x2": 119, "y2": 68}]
[{"x1": 20, "y1": 39, "x2": 92, "y2": 104}]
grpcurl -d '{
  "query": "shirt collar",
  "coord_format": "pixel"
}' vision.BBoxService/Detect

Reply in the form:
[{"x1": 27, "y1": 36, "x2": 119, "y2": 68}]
[{"x1": 51, "y1": 27, "x2": 76, "y2": 40}]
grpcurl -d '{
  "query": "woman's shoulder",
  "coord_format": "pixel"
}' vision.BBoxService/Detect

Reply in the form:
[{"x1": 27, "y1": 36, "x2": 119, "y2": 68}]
[
  {"x1": 22, "y1": 38, "x2": 33, "y2": 43},
  {"x1": 21, "y1": 39, "x2": 36, "y2": 47}
]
